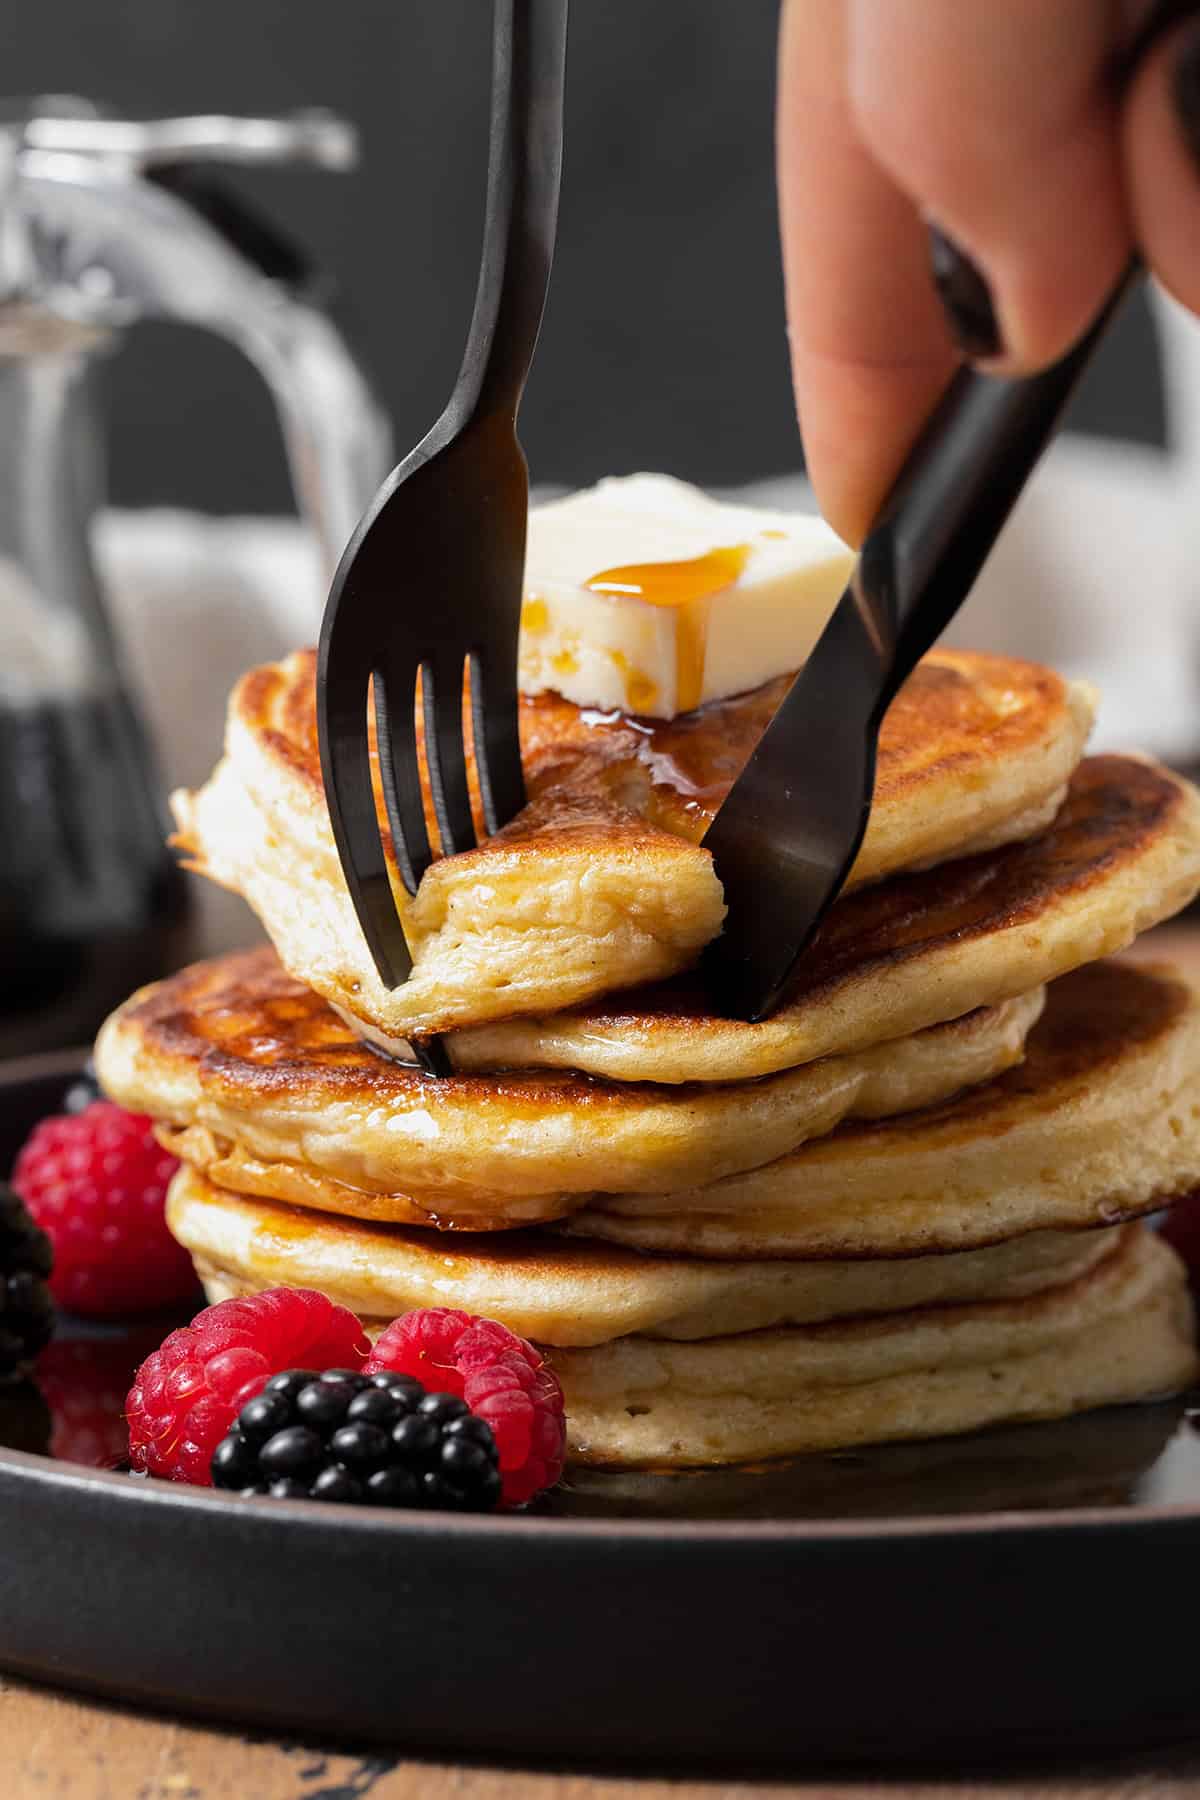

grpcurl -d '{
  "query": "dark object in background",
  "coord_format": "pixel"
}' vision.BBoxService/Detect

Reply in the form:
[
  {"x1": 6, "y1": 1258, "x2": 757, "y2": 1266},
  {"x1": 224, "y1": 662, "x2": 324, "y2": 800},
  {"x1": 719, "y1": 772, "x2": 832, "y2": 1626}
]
[
  {"x1": 0, "y1": 1381, "x2": 51, "y2": 1457},
  {"x1": 0, "y1": 691, "x2": 191, "y2": 1061},
  {"x1": 1, "y1": 1, "x2": 1167, "y2": 515},
  {"x1": 0, "y1": 350, "x2": 193, "y2": 1059},
  {"x1": 61, "y1": 1063, "x2": 101, "y2": 1116},
  {"x1": 0, "y1": 101, "x2": 391, "y2": 1057},
  {"x1": 0, "y1": 1184, "x2": 54, "y2": 1378}
]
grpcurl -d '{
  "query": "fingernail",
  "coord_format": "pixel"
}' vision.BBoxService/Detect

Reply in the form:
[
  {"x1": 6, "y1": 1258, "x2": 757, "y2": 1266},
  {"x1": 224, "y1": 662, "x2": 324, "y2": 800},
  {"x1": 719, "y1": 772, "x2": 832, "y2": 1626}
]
[
  {"x1": 927, "y1": 224, "x2": 1003, "y2": 360},
  {"x1": 1173, "y1": 19, "x2": 1200, "y2": 175},
  {"x1": 1113, "y1": 1, "x2": 1200, "y2": 91}
]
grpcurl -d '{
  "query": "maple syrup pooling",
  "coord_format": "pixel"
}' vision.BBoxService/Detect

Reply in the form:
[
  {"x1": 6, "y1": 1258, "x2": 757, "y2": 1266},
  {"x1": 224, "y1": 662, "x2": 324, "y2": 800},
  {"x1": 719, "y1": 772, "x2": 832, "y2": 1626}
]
[{"x1": 584, "y1": 543, "x2": 751, "y2": 715}]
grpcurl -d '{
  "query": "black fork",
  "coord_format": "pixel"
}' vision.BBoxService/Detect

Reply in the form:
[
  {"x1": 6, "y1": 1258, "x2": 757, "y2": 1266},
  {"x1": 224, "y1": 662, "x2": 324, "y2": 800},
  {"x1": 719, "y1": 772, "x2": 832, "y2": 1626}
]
[{"x1": 316, "y1": 0, "x2": 566, "y2": 1074}]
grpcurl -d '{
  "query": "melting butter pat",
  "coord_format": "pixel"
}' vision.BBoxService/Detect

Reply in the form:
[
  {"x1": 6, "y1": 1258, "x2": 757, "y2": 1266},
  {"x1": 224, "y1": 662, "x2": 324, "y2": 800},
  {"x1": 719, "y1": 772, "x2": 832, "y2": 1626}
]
[{"x1": 519, "y1": 473, "x2": 854, "y2": 719}]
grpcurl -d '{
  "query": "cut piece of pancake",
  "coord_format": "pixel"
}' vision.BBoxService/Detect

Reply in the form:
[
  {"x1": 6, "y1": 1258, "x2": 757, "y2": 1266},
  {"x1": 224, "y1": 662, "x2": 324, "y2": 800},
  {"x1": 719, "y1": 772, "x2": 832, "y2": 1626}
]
[
  {"x1": 455, "y1": 756, "x2": 1200, "y2": 1082},
  {"x1": 565, "y1": 959, "x2": 1200, "y2": 1259},
  {"x1": 94, "y1": 949, "x2": 1039, "y2": 1228},
  {"x1": 552, "y1": 1229, "x2": 1197, "y2": 1466},
  {"x1": 172, "y1": 647, "x2": 1093, "y2": 1037},
  {"x1": 170, "y1": 1163, "x2": 1119, "y2": 1348}
]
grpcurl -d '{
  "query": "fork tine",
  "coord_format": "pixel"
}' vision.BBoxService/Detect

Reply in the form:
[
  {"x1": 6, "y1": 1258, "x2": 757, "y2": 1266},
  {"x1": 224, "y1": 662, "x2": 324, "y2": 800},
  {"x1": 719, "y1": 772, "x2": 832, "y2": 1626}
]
[
  {"x1": 373, "y1": 661, "x2": 434, "y2": 895},
  {"x1": 377, "y1": 658, "x2": 470, "y2": 1077},
  {"x1": 317, "y1": 651, "x2": 413, "y2": 990},
  {"x1": 468, "y1": 644, "x2": 526, "y2": 837},
  {"x1": 421, "y1": 657, "x2": 479, "y2": 857},
  {"x1": 415, "y1": 1034, "x2": 455, "y2": 1078}
]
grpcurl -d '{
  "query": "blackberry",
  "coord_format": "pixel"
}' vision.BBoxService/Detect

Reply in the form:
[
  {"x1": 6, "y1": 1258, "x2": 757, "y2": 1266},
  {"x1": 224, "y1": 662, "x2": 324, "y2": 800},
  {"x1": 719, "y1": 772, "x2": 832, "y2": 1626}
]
[
  {"x1": 0, "y1": 1185, "x2": 55, "y2": 1379},
  {"x1": 0, "y1": 1379, "x2": 52, "y2": 1456},
  {"x1": 210, "y1": 1367, "x2": 503, "y2": 1511}
]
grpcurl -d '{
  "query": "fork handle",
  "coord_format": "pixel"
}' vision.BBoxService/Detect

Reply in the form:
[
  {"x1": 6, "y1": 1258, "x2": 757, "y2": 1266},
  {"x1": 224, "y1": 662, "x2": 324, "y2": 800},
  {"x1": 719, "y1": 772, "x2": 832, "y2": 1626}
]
[
  {"x1": 857, "y1": 261, "x2": 1139, "y2": 715},
  {"x1": 452, "y1": 0, "x2": 567, "y2": 426}
]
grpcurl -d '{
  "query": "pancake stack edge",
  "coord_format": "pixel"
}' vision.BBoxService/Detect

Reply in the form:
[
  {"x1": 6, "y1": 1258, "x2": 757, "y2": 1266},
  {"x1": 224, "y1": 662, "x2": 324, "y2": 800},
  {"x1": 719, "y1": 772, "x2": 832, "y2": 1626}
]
[{"x1": 95, "y1": 649, "x2": 1200, "y2": 1470}]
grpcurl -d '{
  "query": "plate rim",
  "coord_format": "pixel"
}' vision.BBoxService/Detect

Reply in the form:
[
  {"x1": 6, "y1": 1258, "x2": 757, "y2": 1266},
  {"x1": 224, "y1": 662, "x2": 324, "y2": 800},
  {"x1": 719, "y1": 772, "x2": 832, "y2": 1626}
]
[{"x1": 5, "y1": 1436, "x2": 1200, "y2": 1546}]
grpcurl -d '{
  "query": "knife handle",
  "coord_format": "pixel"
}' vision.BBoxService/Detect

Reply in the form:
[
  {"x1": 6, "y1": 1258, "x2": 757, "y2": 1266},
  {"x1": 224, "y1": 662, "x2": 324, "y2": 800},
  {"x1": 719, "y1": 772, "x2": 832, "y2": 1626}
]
[{"x1": 856, "y1": 261, "x2": 1139, "y2": 717}]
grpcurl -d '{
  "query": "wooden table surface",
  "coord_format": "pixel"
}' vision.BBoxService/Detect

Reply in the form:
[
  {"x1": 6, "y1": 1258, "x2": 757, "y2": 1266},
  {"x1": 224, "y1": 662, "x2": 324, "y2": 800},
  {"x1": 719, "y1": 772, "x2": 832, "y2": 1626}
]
[
  {"x1": 7, "y1": 927, "x2": 1200, "y2": 1798},
  {"x1": 4, "y1": 1673, "x2": 1200, "y2": 1799}
]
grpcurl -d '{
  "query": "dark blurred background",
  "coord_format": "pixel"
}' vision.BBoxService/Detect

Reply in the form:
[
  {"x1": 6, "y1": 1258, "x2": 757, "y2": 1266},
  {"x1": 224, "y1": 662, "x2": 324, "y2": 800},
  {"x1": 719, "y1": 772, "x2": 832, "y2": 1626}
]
[{"x1": 6, "y1": 0, "x2": 1167, "y2": 514}]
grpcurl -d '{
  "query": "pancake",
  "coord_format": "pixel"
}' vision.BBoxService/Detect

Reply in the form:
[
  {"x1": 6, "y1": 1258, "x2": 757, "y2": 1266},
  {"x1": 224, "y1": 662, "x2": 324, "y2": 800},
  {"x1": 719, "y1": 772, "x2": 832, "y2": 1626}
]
[
  {"x1": 454, "y1": 755, "x2": 1200, "y2": 1082},
  {"x1": 172, "y1": 647, "x2": 1093, "y2": 1037},
  {"x1": 169, "y1": 1164, "x2": 1119, "y2": 1347},
  {"x1": 185, "y1": 1218, "x2": 1199, "y2": 1465},
  {"x1": 94, "y1": 949, "x2": 1040, "y2": 1227},
  {"x1": 550, "y1": 1229, "x2": 1197, "y2": 1466},
  {"x1": 565, "y1": 960, "x2": 1200, "y2": 1259}
]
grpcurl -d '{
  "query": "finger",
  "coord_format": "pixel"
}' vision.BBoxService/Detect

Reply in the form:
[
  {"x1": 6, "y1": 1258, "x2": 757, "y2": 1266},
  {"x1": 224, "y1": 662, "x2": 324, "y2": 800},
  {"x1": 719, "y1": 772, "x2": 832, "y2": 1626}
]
[
  {"x1": 849, "y1": 0, "x2": 1131, "y2": 369},
  {"x1": 1124, "y1": 10, "x2": 1200, "y2": 318},
  {"x1": 777, "y1": 0, "x2": 956, "y2": 546}
]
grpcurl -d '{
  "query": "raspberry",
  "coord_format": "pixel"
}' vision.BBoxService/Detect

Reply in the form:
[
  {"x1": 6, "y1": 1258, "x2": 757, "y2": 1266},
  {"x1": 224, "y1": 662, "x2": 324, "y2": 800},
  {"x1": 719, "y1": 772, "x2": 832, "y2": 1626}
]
[
  {"x1": 126, "y1": 1288, "x2": 370, "y2": 1484},
  {"x1": 364, "y1": 1309, "x2": 565, "y2": 1506},
  {"x1": 12, "y1": 1101, "x2": 195, "y2": 1318},
  {"x1": 211, "y1": 1368, "x2": 502, "y2": 1511}
]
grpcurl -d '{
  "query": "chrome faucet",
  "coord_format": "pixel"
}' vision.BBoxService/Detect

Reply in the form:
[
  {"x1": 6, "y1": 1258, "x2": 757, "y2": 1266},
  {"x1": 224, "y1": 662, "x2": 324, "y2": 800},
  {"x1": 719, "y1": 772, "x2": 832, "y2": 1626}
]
[{"x1": 0, "y1": 97, "x2": 393, "y2": 1054}]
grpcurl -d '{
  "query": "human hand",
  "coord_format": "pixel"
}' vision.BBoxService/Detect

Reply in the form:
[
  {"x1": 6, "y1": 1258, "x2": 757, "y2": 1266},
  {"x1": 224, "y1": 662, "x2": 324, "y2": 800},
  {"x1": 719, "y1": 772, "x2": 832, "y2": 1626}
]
[{"x1": 778, "y1": 0, "x2": 1200, "y2": 545}]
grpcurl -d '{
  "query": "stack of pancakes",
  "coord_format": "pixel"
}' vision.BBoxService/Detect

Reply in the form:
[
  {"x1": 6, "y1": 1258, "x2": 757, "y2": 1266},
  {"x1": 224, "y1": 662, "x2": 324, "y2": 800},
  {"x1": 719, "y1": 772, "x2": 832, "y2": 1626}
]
[{"x1": 96, "y1": 647, "x2": 1200, "y2": 1469}]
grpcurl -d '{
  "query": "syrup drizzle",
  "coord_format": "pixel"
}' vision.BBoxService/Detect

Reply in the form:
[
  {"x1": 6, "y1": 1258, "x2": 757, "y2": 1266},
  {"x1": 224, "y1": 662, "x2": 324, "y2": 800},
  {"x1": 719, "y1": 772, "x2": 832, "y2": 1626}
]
[{"x1": 584, "y1": 544, "x2": 751, "y2": 714}]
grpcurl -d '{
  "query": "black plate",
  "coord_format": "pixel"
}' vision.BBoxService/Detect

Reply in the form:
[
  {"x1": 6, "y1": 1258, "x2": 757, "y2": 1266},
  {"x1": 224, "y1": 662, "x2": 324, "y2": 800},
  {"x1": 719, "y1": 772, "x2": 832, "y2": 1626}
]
[{"x1": 3, "y1": 1055, "x2": 1200, "y2": 1768}]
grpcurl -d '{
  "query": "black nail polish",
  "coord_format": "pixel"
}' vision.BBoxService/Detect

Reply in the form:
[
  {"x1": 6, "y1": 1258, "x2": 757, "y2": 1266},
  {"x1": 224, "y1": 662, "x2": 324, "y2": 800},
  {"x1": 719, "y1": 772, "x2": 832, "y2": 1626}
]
[
  {"x1": 1173, "y1": 20, "x2": 1200, "y2": 177},
  {"x1": 927, "y1": 224, "x2": 1002, "y2": 360},
  {"x1": 1114, "y1": 0, "x2": 1200, "y2": 92}
]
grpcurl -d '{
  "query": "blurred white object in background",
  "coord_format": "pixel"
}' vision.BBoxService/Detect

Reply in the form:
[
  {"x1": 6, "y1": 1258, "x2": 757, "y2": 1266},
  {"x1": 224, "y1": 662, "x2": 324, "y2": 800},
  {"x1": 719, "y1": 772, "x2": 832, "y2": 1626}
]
[
  {"x1": 949, "y1": 284, "x2": 1198, "y2": 763},
  {"x1": 97, "y1": 511, "x2": 322, "y2": 795},
  {"x1": 97, "y1": 513, "x2": 323, "y2": 955},
  {"x1": 98, "y1": 283, "x2": 1200, "y2": 954},
  {"x1": 733, "y1": 286, "x2": 1200, "y2": 765}
]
